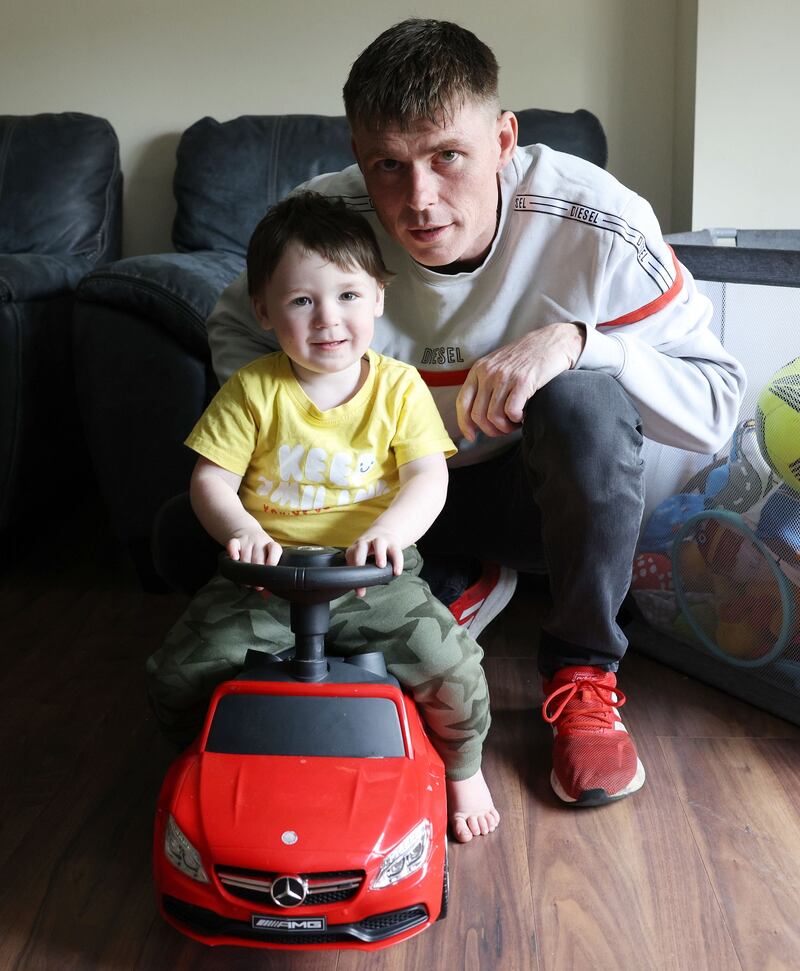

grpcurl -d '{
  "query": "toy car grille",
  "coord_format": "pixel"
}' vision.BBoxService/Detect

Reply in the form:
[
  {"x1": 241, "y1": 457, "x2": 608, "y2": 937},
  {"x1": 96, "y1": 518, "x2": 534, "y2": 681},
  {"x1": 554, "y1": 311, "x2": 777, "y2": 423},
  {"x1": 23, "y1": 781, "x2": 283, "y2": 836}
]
[
  {"x1": 359, "y1": 906, "x2": 430, "y2": 930},
  {"x1": 163, "y1": 895, "x2": 429, "y2": 945},
  {"x1": 216, "y1": 866, "x2": 364, "y2": 904}
]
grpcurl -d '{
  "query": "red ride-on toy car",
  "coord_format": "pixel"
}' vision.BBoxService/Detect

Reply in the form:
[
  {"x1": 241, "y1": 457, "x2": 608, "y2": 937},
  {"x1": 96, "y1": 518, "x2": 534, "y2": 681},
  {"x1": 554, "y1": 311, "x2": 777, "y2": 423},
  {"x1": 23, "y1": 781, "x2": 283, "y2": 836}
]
[{"x1": 153, "y1": 546, "x2": 448, "y2": 951}]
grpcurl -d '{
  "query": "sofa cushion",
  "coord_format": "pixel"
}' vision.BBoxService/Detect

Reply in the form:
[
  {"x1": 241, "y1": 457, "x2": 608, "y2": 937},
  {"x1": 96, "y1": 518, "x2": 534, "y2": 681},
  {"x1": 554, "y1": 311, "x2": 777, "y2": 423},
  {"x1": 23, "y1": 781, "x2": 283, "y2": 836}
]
[
  {"x1": 76, "y1": 251, "x2": 245, "y2": 360},
  {"x1": 0, "y1": 253, "x2": 95, "y2": 303},
  {"x1": 0, "y1": 113, "x2": 121, "y2": 262},
  {"x1": 514, "y1": 107, "x2": 607, "y2": 169},
  {"x1": 173, "y1": 114, "x2": 355, "y2": 256}
]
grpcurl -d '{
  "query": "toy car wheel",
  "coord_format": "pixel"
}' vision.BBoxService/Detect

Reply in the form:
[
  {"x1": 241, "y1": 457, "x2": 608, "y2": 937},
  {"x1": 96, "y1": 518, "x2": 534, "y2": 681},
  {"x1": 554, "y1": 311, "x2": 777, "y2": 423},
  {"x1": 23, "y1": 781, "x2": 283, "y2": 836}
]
[{"x1": 437, "y1": 843, "x2": 449, "y2": 920}]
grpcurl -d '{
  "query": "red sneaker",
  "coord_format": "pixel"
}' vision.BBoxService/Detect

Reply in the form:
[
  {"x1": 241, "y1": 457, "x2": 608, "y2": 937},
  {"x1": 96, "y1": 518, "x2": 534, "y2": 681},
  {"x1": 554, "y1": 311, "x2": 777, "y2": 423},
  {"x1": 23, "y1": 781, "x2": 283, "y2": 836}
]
[
  {"x1": 448, "y1": 563, "x2": 517, "y2": 638},
  {"x1": 541, "y1": 666, "x2": 645, "y2": 806}
]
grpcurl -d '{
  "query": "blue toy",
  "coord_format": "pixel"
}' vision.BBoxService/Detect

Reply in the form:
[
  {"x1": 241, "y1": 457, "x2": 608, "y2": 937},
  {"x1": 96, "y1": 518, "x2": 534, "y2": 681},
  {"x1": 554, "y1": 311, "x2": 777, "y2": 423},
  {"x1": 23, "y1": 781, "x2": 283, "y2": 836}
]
[
  {"x1": 756, "y1": 484, "x2": 800, "y2": 565},
  {"x1": 704, "y1": 419, "x2": 773, "y2": 514},
  {"x1": 641, "y1": 492, "x2": 705, "y2": 553},
  {"x1": 704, "y1": 463, "x2": 730, "y2": 500},
  {"x1": 641, "y1": 421, "x2": 772, "y2": 556}
]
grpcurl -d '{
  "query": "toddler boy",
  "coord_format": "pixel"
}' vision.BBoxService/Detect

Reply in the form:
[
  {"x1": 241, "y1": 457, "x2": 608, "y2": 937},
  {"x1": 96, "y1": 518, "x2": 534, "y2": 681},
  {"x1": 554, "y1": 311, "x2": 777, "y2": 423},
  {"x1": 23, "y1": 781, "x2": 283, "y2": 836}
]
[{"x1": 147, "y1": 192, "x2": 499, "y2": 842}]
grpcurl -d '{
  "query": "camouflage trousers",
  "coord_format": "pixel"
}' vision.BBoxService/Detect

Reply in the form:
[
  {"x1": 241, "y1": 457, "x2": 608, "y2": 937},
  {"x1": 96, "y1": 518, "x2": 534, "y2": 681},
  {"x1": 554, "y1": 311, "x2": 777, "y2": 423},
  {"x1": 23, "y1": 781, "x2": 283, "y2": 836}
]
[{"x1": 146, "y1": 547, "x2": 489, "y2": 781}]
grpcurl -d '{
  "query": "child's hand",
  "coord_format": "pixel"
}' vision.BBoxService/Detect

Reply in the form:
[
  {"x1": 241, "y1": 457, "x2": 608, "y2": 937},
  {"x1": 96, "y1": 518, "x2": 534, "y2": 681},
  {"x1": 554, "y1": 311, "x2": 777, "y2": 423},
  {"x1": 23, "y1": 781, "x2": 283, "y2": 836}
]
[
  {"x1": 346, "y1": 530, "x2": 403, "y2": 597},
  {"x1": 227, "y1": 529, "x2": 282, "y2": 590}
]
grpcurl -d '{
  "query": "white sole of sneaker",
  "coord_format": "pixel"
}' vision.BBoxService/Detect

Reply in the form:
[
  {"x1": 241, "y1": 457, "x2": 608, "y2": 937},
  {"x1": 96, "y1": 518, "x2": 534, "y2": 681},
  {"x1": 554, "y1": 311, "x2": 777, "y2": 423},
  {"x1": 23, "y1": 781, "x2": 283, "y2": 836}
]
[
  {"x1": 463, "y1": 566, "x2": 518, "y2": 638},
  {"x1": 550, "y1": 757, "x2": 646, "y2": 807}
]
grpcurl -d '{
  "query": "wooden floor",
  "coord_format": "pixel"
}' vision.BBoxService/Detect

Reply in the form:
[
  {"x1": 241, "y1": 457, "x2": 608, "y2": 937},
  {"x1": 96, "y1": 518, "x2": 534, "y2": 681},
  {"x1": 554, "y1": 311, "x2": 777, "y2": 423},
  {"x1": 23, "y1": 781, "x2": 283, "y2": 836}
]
[{"x1": 2, "y1": 507, "x2": 800, "y2": 971}]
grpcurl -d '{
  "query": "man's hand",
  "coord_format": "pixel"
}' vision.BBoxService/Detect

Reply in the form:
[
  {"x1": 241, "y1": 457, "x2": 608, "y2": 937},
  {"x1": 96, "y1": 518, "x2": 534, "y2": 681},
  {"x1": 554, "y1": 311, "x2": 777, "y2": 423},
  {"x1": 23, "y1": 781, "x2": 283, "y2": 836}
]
[
  {"x1": 346, "y1": 528, "x2": 404, "y2": 597},
  {"x1": 456, "y1": 323, "x2": 586, "y2": 441},
  {"x1": 227, "y1": 528, "x2": 283, "y2": 591}
]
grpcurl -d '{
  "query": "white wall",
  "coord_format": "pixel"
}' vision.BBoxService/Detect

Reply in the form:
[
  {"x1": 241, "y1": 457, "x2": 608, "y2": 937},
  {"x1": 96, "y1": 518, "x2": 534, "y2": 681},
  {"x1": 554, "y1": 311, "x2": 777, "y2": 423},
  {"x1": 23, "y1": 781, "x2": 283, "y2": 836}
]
[
  {"x1": 692, "y1": 0, "x2": 800, "y2": 230},
  {"x1": 2, "y1": 0, "x2": 679, "y2": 256},
  {"x1": 671, "y1": 0, "x2": 698, "y2": 232}
]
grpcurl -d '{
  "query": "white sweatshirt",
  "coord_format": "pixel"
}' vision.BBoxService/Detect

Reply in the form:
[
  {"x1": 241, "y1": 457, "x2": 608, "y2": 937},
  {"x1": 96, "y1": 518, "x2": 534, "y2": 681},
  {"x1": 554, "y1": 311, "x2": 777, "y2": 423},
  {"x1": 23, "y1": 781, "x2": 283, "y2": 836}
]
[{"x1": 207, "y1": 144, "x2": 746, "y2": 465}]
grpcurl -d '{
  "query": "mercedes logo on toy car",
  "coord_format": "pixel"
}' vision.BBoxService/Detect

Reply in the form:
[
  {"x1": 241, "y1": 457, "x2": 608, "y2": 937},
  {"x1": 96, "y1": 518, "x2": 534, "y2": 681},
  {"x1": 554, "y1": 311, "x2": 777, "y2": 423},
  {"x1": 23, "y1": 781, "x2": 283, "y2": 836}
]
[{"x1": 270, "y1": 875, "x2": 307, "y2": 907}]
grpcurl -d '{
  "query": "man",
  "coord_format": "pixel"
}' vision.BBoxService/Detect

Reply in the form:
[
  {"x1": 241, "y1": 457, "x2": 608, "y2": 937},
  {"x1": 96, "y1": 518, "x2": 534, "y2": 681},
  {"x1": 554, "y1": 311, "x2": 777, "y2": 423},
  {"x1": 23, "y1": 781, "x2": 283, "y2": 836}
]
[{"x1": 206, "y1": 19, "x2": 746, "y2": 806}]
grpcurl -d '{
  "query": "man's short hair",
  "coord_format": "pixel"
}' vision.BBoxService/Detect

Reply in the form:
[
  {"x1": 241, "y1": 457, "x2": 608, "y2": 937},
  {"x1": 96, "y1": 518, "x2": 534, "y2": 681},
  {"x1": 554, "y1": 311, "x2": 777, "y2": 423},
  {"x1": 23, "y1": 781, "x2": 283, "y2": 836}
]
[
  {"x1": 247, "y1": 192, "x2": 393, "y2": 297},
  {"x1": 343, "y1": 19, "x2": 500, "y2": 131}
]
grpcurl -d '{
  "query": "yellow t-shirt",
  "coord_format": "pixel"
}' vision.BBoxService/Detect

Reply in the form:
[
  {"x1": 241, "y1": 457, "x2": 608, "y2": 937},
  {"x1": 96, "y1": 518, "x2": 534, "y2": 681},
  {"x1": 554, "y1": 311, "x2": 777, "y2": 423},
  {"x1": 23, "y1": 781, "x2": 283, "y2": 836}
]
[{"x1": 185, "y1": 349, "x2": 456, "y2": 547}]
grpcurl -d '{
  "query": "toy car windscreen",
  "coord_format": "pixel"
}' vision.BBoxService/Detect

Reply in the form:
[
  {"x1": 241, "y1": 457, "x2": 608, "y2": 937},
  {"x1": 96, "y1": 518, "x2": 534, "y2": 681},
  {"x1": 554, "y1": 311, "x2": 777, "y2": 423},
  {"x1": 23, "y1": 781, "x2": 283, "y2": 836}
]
[{"x1": 205, "y1": 694, "x2": 406, "y2": 757}]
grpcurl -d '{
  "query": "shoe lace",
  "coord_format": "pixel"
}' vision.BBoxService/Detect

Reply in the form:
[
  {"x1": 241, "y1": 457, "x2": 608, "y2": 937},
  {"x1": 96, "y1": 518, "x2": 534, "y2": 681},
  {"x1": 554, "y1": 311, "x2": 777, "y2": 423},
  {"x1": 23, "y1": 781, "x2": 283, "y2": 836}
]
[{"x1": 541, "y1": 679, "x2": 627, "y2": 730}]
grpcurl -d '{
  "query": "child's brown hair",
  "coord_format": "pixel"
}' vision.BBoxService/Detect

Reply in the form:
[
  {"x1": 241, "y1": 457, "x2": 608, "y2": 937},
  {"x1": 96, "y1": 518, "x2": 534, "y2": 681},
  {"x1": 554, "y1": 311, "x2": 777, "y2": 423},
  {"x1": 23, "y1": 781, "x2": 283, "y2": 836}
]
[{"x1": 247, "y1": 191, "x2": 392, "y2": 297}]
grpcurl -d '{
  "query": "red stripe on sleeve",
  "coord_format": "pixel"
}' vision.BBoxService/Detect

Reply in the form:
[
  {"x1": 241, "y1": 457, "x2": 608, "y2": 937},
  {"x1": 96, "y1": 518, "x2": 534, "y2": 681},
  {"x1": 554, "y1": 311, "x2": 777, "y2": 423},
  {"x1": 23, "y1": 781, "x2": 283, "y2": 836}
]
[
  {"x1": 598, "y1": 246, "x2": 684, "y2": 329},
  {"x1": 418, "y1": 368, "x2": 471, "y2": 387}
]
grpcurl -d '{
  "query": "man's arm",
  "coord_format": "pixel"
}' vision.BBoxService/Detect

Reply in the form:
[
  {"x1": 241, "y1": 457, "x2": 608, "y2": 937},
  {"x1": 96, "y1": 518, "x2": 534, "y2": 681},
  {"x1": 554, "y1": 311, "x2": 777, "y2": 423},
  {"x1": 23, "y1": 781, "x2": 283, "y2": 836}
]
[
  {"x1": 457, "y1": 204, "x2": 745, "y2": 454},
  {"x1": 206, "y1": 273, "x2": 279, "y2": 383},
  {"x1": 345, "y1": 452, "x2": 448, "y2": 593},
  {"x1": 575, "y1": 265, "x2": 745, "y2": 452},
  {"x1": 456, "y1": 322, "x2": 585, "y2": 441}
]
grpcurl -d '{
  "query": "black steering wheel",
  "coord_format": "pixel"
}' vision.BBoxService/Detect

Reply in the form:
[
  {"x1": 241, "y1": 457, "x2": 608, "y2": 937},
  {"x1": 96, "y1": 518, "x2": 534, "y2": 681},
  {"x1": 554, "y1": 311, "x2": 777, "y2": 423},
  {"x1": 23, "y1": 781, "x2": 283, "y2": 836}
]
[
  {"x1": 218, "y1": 546, "x2": 397, "y2": 682},
  {"x1": 217, "y1": 545, "x2": 395, "y2": 603}
]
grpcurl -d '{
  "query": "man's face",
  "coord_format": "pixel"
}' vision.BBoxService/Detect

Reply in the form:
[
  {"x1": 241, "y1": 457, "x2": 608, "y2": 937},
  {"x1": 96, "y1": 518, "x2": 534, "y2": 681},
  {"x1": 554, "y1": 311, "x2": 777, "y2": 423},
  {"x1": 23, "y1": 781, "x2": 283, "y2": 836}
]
[{"x1": 351, "y1": 101, "x2": 517, "y2": 272}]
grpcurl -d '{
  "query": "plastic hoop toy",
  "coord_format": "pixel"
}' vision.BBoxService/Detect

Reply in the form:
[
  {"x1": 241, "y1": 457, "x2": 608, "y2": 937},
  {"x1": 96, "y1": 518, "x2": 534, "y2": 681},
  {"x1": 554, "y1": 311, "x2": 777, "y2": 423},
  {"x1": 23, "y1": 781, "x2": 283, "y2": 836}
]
[{"x1": 671, "y1": 509, "x2": 795, "y2": 668}]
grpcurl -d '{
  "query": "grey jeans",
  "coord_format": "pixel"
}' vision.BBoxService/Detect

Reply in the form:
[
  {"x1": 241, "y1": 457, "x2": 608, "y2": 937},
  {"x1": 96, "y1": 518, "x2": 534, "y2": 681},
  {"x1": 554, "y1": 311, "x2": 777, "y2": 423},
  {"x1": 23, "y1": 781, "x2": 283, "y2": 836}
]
[{"x1": 419, "y1": 370, "x2": 645, "y2": 676}]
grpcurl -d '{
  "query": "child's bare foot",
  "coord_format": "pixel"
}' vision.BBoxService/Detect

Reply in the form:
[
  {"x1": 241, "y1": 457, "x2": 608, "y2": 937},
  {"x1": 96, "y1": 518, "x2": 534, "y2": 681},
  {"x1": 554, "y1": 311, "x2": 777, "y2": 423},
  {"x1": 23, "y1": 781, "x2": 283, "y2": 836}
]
[{"x1": 447, "y1": 768, "x2": 500, "y2": 843}]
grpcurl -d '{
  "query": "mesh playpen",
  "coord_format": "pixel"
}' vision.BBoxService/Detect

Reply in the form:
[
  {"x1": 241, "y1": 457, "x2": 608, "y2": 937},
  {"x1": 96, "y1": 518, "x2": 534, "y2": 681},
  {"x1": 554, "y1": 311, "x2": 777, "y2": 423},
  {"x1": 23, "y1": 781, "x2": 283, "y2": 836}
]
[{"x1": 626, "y1": 230, "x2": 800, "y2": 724}]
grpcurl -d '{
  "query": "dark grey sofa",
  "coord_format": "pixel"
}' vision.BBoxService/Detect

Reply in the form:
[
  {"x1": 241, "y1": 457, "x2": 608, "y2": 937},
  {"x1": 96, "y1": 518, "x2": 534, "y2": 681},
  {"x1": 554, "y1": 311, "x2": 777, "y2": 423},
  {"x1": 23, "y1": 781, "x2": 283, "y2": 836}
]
[
  {"x1": 73, "y1": 109, "x2": 607, "y2": 590},
  {"x1": 0, "y1": 113, "x2": 121, "y2": 536}
]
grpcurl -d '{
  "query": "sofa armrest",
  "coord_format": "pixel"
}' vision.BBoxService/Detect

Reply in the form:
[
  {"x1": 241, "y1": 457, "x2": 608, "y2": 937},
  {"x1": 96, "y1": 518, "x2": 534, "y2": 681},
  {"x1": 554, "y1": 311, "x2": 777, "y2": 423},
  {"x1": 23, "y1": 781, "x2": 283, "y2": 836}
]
[
  {"x1": 0, "y1": 253, "x2": 94, "y2": 303},
  {"x1": 76, "y1": 250, "x2": 244, "y2": 360}
]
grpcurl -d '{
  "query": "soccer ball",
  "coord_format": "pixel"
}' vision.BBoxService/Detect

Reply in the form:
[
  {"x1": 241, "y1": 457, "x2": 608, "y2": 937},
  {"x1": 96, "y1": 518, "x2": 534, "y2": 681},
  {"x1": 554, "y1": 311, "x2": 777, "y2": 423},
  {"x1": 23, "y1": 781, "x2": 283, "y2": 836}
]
[{"x1": 756, "y1": 357, "x2": 800, "y2": 493}]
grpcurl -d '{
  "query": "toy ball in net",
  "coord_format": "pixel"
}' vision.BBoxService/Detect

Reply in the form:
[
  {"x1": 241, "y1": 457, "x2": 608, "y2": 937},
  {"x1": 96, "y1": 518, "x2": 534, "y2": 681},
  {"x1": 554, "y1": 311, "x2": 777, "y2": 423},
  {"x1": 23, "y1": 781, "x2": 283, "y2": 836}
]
[{"x1": 756, "y1": 357, "x2": 800, "y2": 492}]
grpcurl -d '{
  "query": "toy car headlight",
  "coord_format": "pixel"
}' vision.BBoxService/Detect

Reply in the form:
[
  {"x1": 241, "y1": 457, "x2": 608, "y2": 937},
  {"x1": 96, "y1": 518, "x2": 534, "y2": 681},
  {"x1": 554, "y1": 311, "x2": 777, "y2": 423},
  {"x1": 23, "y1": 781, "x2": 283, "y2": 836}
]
[
  {"x1": 164, "y1": 814, "x2": 209, "y2": 883},
  {"x1": 371, "y1": 819, "x2": 432, "y2": 890}
]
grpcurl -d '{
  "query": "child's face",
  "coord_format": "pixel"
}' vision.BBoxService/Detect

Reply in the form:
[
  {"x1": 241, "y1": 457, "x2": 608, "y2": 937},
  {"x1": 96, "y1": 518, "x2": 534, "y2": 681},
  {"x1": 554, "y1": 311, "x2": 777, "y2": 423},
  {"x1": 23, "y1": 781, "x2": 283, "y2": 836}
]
[{"x1": 252, "y1": 243, "x2": 384, "y2": 381}]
